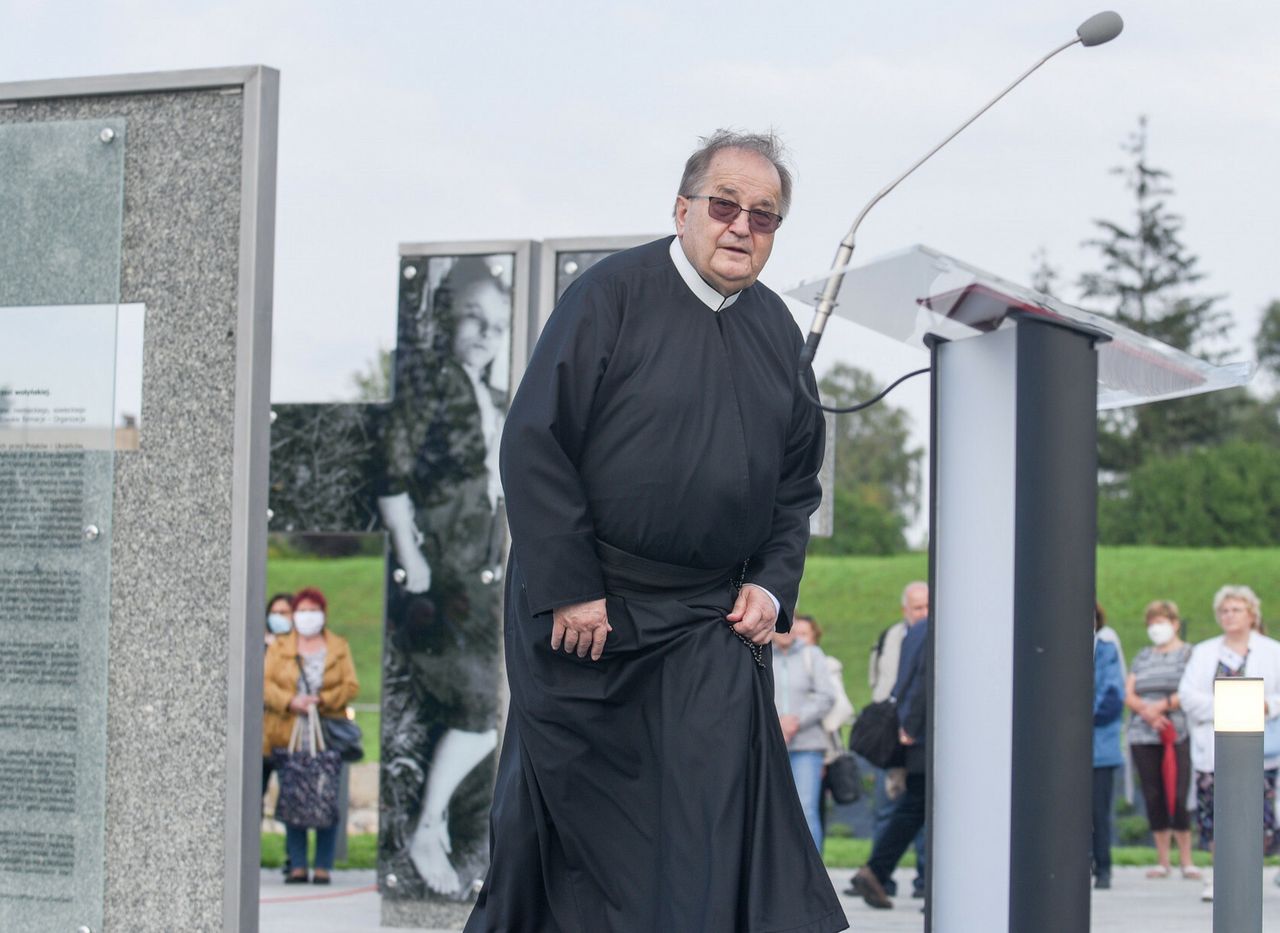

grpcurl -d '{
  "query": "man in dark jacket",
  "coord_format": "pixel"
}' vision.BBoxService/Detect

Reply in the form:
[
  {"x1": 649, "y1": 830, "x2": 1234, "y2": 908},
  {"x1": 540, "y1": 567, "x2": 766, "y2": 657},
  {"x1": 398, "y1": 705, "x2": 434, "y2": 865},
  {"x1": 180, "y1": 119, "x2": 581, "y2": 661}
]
[{"x1": 851, "y1": 616, "x2": 930, "y2": 909}]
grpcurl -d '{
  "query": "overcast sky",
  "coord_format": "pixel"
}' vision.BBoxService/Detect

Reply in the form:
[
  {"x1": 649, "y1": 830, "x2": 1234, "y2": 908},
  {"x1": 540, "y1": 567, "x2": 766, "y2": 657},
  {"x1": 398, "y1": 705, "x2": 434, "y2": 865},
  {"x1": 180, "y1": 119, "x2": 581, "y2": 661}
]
[{"x1": 5, "y1": 0, "x2": 1277, "y2": 542}]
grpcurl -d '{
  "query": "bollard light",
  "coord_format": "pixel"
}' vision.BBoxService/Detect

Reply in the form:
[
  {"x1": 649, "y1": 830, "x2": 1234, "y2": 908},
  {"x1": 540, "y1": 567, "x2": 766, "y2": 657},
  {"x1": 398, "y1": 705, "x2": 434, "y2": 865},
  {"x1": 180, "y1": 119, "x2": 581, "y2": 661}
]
[
  {"x1": 1213, "y1": 677, "x2": 1264, "y2": 933},
  {"x1": 1214, "y1": 678, "x2": 1265, "y2": 733}
]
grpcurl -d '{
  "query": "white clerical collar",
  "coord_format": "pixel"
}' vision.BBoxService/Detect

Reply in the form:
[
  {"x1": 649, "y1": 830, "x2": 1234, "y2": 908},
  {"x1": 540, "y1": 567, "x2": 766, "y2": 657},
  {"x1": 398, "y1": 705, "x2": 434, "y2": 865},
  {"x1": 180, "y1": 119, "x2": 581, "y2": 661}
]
[{"x1": 669, "y1": 236, "x2": 741, "y2": 312}]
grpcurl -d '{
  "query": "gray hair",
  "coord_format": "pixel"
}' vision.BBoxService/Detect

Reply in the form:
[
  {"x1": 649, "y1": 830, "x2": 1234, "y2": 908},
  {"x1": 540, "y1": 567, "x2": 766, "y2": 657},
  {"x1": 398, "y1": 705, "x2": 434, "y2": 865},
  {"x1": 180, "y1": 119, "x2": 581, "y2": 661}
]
[
  {"x1": 676, "y1": 129, "x2": 793, "y2": 218},
  {"x1": 1213, "y1": 584, "x2": 1263, "y2": 630},
  {"x1": 901, "y1": 581, "x2": 928, "y2": 607}
]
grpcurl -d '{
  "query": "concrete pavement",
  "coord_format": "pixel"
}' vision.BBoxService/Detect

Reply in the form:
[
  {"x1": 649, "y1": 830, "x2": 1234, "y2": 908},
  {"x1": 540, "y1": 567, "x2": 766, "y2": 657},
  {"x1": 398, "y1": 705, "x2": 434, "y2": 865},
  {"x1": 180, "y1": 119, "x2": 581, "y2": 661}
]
[{"x1": 259, "y1": 866, "x2": 1280, "y2": 931}]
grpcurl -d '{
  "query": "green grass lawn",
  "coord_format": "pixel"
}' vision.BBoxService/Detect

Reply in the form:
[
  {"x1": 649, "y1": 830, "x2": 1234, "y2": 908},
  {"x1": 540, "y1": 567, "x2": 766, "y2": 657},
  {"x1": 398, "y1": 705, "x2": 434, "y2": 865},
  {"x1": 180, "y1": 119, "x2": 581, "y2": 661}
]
[
  {"x1": 263, "y1": 546, "x2": 1278, "y2": 774},
  {"x1": 261, "y1": 831, "x2": 379, "y2": 869},
  {"x1": 261, "y1": 832, "x2": 915, "y2": 871},
  {"x1": 798, "y1": 546, "x2": 1280, "y2": 711},
  {"x1": 261, "y1": 833, "x2": 1277, "y2": 870}
]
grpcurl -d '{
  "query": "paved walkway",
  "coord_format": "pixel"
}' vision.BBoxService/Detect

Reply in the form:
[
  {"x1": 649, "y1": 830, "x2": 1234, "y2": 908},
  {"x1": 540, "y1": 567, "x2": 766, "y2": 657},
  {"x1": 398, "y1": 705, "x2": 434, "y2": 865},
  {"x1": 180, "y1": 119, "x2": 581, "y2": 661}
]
[{"x1": 259, "y1": 866, "x2": 1280, "y2": 931}]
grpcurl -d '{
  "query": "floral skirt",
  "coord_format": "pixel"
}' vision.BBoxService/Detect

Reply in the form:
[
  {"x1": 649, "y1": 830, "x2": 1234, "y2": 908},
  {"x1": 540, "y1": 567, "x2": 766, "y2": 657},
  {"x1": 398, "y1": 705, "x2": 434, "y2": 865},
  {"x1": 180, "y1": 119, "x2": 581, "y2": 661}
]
[{"x1": 1195, "y1": 768, "x2": 1278, "y2": 853}]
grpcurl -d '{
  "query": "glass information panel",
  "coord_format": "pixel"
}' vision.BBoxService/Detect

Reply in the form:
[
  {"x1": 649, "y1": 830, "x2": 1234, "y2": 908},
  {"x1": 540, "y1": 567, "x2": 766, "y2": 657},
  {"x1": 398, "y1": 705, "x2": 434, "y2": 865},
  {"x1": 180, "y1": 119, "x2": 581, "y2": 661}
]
[{"x1": 0, "y1": 118, "x2": 124, "y2": 933}]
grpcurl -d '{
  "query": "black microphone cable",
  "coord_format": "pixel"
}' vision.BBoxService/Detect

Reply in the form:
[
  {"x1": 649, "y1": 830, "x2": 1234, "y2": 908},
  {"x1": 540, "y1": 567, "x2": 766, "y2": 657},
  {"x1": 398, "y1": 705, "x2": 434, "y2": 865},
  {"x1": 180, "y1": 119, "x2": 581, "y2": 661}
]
[{"x1": 798, "y1": 365, "x2": 930, "y2": 414}]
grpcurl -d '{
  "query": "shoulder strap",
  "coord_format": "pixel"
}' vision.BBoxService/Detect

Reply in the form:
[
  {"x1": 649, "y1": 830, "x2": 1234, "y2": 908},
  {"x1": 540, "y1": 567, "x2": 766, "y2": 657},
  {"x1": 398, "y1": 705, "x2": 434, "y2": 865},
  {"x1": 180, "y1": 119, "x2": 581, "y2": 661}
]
[
  {"x1": 873, "y1": 623, "x2": 891, "y2": 659},
  {"x1": 295, "y1": 655, "x2": 314, "y2": 694}
]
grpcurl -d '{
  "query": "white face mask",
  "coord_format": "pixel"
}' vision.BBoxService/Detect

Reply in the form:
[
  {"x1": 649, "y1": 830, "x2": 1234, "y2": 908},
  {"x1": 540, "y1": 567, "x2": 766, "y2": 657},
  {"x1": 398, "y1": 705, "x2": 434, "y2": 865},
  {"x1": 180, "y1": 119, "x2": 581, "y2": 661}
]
[
  {"x1": 266, "y1": 612, "x2": 292, "y2": 635},
  {"x1": 294, "y1": 610, "x2": 325, "y2": 637},
  {"x1": 1147, "y1": 621, "x2": 1176, "y2": 646}
]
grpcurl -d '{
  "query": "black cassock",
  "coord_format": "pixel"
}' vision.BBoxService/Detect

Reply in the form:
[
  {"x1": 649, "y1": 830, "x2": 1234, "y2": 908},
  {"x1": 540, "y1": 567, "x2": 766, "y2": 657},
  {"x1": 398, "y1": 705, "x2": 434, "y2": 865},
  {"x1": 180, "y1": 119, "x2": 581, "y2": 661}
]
[{"x1": 466, "y1": 238, "x2": 847, "y2": 933}]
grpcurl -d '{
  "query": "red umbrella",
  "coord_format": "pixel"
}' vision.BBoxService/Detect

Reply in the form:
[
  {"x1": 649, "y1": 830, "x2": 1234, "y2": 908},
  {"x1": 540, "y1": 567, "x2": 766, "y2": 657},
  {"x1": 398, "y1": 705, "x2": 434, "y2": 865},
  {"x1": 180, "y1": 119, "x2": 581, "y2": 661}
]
[{"x1": 1159, "y1": 721, "x2": 1178, "y2": 820}]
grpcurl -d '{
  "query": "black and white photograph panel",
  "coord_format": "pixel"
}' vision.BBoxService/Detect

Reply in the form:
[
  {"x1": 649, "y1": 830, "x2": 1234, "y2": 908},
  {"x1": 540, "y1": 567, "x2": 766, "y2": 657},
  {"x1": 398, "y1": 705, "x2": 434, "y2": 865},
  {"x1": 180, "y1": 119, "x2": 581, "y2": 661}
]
[{"x1": 378, "y1": 251, "x2": 514, "y2": 902}]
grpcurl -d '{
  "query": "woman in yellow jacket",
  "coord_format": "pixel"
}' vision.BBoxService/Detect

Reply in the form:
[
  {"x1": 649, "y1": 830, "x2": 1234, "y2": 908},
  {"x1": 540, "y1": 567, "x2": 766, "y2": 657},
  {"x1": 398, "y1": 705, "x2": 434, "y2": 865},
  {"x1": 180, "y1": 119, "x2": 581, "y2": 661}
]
[{"x1": 264, "y1": 586, "x2": 358, "y2": 884}]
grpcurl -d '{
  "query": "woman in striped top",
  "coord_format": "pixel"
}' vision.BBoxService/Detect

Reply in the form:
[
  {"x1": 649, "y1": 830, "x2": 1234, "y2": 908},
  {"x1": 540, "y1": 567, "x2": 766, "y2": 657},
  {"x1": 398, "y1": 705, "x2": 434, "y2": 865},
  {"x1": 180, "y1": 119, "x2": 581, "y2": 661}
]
[{"x1": 1125, "y1": 600, "x2": 1198, "y2": 880}]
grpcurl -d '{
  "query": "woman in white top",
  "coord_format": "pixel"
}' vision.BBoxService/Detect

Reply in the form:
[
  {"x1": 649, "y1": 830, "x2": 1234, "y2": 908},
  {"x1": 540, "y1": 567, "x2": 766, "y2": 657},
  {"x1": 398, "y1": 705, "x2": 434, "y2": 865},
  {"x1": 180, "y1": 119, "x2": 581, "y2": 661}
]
[{"x1": 1178, "y1": 585, "x2": 1280, "y2": 901}]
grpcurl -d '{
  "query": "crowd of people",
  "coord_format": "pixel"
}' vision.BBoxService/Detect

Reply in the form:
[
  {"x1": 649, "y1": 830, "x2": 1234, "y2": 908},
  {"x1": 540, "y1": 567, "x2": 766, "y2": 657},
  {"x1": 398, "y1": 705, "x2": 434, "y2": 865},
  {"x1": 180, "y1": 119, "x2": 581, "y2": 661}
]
[
  {"x1": 771, "y1": 581, "x2": 1279, "y2": 911},
  {"x1": 848, "y1": 583, "x2": 930, "y2": 911},
  {"x1": 256, "y1": 576, "x2": 1276, "y2": 908},
  {"x1": 765, "y1": 582, "x2": 929, "y2": 911},
  {"x1": 256, "y1": 575, "x2": 1274, "y2": 909},
  {"x1": 1101, "y1": 584, "x2": 1280, "y2": 902}
]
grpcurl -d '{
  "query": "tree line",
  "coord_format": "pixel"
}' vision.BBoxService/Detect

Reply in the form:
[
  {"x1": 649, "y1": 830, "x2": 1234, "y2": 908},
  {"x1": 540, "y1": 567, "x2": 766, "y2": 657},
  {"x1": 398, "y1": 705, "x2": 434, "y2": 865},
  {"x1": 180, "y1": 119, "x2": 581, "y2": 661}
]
[{"x1": 812, "y1": 116, "x2": 1280, "y2": 554}]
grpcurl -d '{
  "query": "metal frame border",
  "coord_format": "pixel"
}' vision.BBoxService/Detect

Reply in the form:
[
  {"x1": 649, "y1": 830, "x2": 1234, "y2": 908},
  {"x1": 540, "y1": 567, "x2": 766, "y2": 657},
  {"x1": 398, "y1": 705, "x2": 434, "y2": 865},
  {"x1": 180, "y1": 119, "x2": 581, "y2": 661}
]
[
  {"x1": 923, "y1": 334, "x2": 943, "y2": 932},
  {"x1": 0, "y1": 65, "x2": 279, "y2": 933},
  {"x1": 225, "y1": 65, "x2": 279, "y2": 933},
  {"x1": 0, "y1": 66, "x2": 265, "y2": 102},
  {"x1": 534, "y1": 234, "x2": 662, "y2": 337}
]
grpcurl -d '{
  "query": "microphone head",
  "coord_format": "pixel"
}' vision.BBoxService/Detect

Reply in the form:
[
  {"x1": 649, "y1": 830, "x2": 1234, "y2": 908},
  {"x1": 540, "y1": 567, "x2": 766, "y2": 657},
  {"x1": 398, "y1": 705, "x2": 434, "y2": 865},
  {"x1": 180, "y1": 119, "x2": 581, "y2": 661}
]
[{"x1": 1077, "y1": 11, "x2": 1124, "y2": 46}]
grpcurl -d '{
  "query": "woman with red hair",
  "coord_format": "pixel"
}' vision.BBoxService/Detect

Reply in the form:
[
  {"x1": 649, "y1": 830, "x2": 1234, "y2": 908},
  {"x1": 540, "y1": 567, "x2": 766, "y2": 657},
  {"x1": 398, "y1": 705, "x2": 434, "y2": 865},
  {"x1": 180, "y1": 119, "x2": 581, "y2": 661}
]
[{"x1": 263, "y1": 586, "x2": 359, "y2": 884}]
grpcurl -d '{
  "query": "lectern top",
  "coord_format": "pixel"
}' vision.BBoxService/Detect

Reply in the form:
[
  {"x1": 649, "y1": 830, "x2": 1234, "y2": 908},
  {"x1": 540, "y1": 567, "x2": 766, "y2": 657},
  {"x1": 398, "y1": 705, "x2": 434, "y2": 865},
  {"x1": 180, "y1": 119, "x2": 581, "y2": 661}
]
[{"x1": 784, "y1": 244, "x2": 1254, "y2": 411}]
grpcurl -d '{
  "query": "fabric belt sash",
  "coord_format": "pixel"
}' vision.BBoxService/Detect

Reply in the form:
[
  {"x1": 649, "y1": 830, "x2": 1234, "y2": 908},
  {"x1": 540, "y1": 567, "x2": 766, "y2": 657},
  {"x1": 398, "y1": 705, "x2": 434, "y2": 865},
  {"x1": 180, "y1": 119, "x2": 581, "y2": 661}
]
[{"x1": 594, "y1": 538, "x2": 741, "y2": 601}]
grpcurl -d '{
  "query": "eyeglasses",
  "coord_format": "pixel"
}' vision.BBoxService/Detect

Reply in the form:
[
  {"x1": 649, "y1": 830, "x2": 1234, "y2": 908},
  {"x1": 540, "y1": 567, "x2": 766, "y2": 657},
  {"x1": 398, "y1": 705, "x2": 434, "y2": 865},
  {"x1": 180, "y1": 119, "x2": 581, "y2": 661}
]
[{"x1": 686, "y1": 195, "x2": 783, "y2": 234}]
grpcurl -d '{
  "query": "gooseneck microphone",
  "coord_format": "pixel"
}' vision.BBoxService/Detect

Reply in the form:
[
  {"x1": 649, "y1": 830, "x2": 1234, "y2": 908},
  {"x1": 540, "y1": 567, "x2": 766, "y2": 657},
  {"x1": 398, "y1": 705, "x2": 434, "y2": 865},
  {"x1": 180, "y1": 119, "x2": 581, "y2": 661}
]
[
  {"x1": 797, "y1": 11, "x2": 1125, "y2": 373},
  {"x1": 1076, "y1": 11, "x2": 1124, "y2": 46}
]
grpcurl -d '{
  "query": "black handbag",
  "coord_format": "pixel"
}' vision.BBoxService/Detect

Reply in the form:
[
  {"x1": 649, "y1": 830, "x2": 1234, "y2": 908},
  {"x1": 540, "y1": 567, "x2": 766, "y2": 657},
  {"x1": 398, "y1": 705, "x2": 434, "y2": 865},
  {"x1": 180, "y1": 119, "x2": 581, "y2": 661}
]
[
  {"x1": 847, "y1": 698, "x2": 902, "y2": 769},
  {"x1": 321, "y1": 714, "x2": 365, "y2": 763},
  {"x1": 296, "y1": 657, "x2": 364, "y2": 762},
  {"x1": 823, "y1": 751, "x2": 862, "y2": 805},
  {"x1": 273, "y1": 707, "x2": 343, "y2": 828}
]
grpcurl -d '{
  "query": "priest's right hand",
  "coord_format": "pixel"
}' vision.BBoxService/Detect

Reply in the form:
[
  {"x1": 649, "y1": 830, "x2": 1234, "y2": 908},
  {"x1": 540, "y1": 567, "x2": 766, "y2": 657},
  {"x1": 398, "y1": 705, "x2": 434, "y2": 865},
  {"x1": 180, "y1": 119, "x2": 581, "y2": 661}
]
[{"x1": 551, "y1": 599, "x2": 612, "y2": 661}]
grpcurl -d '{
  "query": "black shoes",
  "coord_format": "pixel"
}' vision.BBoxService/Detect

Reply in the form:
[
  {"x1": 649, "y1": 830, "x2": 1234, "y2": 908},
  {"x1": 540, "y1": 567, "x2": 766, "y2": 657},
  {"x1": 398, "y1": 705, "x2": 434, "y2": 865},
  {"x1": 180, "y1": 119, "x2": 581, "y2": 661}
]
[
  {"x1": 1094, "y1": 872, "x2": 1111, "y2": 890},
  {"x1": 284, "y1": 867, "x2": 332, "y2": 885},
  {"x1": 851, "y1": 867, "x2": 894, "y2": 910}
]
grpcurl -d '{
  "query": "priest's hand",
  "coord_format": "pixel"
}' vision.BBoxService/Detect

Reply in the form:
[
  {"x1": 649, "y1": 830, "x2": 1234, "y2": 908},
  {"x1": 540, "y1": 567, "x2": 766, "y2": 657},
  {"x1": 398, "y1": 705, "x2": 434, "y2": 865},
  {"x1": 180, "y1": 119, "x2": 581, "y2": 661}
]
[
  {"x1": 552, "y1": 598, "x2": 612, "y2": 661},
  {"x1": 727, "y1": 586, "x2": 777, "y2": 645}
]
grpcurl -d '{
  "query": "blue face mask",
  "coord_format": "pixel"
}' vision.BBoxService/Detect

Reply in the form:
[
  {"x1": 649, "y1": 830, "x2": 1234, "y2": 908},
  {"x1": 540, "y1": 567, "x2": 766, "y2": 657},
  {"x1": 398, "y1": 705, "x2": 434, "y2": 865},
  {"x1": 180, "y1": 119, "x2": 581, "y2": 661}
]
[{"x1": 267, "y1": 612, "x2": 292, "y2": 635}]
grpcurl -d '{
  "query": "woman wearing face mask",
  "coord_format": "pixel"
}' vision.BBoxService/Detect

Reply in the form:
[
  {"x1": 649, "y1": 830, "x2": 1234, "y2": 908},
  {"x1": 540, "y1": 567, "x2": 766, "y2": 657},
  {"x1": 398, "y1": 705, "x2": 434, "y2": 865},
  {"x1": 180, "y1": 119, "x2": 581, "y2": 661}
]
[
  {"x1": 263, "y1": 593, "x2": 295, "y2": 797},
  {"x1": 1125, "y1": 600, "x2": 1198, "y2": 880},
  {"x1": 1178, "y1": 585, "x2": 1280, "y2": 901},
  {"x1": 263, "y1": 586, "x2": 359, "y2": 884},
  {"x1": 265, "y1": 592, "x2": 294, "y2": 646}
]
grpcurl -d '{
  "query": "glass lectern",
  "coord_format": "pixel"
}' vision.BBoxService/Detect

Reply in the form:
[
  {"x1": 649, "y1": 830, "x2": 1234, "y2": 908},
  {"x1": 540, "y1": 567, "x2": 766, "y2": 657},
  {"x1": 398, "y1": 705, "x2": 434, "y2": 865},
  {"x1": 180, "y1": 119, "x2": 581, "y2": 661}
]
[{"x1": 787, "y1": 245, "x2": 1252, "y2": 933}]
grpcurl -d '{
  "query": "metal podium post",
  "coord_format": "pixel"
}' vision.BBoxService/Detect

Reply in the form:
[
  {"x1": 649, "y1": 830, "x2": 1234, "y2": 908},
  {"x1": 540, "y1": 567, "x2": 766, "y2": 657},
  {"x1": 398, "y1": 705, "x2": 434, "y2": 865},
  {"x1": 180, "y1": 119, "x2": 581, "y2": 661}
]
[
  {"x1": 927, "y1": 316, "x2": 1101, "y2": 932},
  {"x1": 1213, "y1": 677, "x2": 1264, "y2": 933}
]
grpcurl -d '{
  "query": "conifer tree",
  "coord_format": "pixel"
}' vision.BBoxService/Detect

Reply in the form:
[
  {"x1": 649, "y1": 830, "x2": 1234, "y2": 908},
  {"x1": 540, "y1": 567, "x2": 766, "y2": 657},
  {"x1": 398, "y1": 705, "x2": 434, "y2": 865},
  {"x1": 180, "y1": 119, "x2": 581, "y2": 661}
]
[
  {"x1": 1078, "y1": 117, "x2": 1238, "y2": 471},
  {"x1": 1257, "y1": 299, "x2": 1280, "y2": 381}
]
